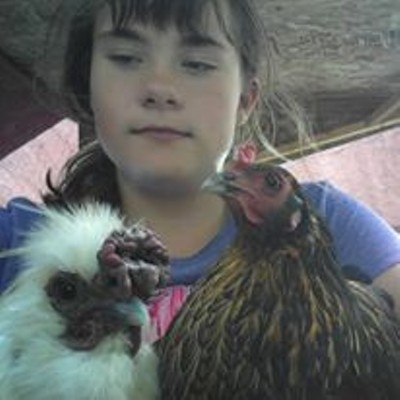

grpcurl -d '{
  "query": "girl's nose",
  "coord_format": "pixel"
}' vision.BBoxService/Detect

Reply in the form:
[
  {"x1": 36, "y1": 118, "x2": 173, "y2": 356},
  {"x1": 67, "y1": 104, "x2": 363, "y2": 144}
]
[{"x1": 140, "y1": 71, "x2": 183, "y2": 111}]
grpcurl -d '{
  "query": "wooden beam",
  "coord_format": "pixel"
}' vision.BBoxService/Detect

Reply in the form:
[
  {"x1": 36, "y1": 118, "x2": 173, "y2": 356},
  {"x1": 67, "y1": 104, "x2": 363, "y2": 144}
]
[{"x1": 367, "y1": 97, "x2": 400, "y2": 125}]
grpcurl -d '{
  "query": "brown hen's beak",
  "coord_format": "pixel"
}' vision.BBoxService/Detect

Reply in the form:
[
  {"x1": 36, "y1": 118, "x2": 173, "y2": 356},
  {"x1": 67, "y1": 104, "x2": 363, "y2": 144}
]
[{"x1": 201, "y1": 172, "x2": 240, "y2": 195}]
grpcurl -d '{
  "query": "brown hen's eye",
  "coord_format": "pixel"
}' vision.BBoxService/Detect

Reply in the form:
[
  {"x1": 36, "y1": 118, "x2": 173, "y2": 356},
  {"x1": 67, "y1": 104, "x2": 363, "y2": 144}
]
[{"x1": 264, "y1": 172, "x2": 282, "y2": 191}]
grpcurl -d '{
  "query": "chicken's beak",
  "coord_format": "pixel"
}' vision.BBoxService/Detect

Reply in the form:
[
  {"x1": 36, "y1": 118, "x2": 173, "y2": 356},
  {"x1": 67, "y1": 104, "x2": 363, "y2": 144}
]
[
  {"x1": 114, "y1": 297, "x2": 149, "y2": 328},
  {"x1": 201, "y1": 172, "x2": 237, "y2": 195}
]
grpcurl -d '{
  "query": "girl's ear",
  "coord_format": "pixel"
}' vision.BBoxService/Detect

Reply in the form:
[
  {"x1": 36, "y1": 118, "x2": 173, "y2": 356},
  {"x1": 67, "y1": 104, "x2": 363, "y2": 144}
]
[{"x1": 237, "y1": 78, "x2": 260, "y2": 126}]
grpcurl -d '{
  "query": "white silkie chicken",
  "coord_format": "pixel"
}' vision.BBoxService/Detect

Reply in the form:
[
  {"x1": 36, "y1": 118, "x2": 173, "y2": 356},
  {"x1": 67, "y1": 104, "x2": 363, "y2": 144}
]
[{"x1": 0, "y1": 203, "x2": 169, "y2": 400}]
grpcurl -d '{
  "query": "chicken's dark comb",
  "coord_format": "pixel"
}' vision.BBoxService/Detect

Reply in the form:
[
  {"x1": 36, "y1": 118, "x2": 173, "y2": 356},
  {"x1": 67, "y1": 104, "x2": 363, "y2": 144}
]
[{"x1": 96, "y1": 225, "x2": 170, "y2": 301}]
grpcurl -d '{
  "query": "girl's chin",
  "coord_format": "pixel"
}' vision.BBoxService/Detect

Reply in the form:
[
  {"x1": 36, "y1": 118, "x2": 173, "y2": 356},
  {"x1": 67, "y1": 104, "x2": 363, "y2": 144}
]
[
  {"x1": 120, "y1": 167, "x2": 205, "y2": 198},
  {"x1": 135, "y1": 176, "x2": 201, "y2": 198}
]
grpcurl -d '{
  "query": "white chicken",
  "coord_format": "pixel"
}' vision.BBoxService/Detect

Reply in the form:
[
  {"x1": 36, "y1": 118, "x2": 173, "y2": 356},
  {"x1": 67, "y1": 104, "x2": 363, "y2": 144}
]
[{"x1": 0, "y1": 202, "x2": 169, "y2": 400}]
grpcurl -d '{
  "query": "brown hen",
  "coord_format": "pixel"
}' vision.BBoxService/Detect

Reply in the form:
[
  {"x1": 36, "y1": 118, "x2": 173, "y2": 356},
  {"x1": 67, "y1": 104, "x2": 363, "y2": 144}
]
[{"x1": 158, "y1": 161, "x2": 400, "y2": 400}]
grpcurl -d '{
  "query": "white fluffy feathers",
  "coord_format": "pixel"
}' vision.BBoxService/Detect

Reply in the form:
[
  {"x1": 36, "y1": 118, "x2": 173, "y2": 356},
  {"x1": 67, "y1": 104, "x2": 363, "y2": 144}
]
[{"x1": 0, "y1": 203, "x2": 159, "y2": 400}]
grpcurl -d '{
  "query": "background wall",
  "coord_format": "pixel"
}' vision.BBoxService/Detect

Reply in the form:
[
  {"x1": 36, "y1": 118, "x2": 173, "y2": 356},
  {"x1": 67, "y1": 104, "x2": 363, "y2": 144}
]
[
  {"x1": 285, "y1": 126, "x2": 400, "y2": 230},
  {"x1": 0, "y1": 119, "x2": 77, "y2": 203}
]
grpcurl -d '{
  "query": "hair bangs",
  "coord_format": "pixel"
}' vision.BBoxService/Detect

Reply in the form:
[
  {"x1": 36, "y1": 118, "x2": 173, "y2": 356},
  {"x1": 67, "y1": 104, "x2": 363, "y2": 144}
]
[{"x1": 106, "y1": 0, "x2": 233, "y2": 39}]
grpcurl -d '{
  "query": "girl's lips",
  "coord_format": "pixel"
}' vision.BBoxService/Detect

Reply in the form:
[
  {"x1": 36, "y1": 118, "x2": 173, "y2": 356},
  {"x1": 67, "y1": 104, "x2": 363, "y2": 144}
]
[{"x1": 131, "y1": 127, "x2": 192, "y2": 140}]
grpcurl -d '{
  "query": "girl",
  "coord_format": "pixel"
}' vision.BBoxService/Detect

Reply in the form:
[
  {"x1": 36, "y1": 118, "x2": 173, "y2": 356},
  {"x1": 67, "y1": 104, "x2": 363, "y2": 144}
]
[{"x1": 1, "y1": 0, "x2": 400, "y2": 338}]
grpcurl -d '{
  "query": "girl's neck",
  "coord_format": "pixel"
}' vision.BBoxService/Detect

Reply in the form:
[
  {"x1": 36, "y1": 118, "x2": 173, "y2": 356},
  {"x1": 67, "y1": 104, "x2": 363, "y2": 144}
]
[{"x1": 119, "y1": 183, "x2": 227, "y2": 258}]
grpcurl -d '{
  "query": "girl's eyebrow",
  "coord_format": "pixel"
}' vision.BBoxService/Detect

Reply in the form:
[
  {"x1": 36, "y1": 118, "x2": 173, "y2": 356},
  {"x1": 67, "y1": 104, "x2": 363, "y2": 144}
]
[
  {"x1": 180, "y1": 32, "x2": 225, "y2": 50},
  {"x1": 95, "y1": 27, "x2": 225, "y2": 50}
]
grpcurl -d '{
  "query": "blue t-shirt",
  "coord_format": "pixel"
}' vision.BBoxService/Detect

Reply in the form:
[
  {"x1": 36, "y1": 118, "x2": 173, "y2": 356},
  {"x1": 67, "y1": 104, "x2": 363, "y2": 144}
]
[{"x1": 1, "y1": 182, "x2": 400, "y2": 292}]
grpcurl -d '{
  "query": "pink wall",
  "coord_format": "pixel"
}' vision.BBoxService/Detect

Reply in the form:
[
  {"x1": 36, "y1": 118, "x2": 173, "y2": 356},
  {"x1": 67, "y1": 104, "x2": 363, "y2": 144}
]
[
  {"x1": 0, "y1": 119, "x2": 78, "y2": 204},
  {"x1": 284, "y1": 126, "x2": 400, "y2": 229}
]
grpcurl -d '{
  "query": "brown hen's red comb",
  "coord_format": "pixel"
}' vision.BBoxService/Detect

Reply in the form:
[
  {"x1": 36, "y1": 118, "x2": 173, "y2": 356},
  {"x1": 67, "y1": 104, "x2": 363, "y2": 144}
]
[{"x1": 232, "y1": 140, "x2": 257, "y2": 167}]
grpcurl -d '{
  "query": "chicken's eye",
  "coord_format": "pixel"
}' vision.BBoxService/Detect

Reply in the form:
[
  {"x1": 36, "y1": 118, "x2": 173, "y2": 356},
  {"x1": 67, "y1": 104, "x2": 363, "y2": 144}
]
[
  {"x1": 264, "y1": 172, "x2": 282, "y2": 191},
  {"x1": 46, "y1": 272, "x2": 81, "y2": 303},
  {"x1": 56, "y1": 279, "x2": 77, "y2": 301}
]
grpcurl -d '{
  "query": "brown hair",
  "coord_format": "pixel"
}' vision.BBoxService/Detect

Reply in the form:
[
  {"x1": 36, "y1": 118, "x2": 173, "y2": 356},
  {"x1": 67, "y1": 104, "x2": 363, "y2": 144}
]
[{"x1": 42, "y1": 0, "x2": 308, "y2": 207}]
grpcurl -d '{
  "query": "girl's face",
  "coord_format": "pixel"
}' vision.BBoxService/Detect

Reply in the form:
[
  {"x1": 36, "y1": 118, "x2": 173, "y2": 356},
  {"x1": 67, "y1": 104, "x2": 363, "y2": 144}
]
[{"x1": 90, "y1": 4, "x2": 258, "y2": 195}]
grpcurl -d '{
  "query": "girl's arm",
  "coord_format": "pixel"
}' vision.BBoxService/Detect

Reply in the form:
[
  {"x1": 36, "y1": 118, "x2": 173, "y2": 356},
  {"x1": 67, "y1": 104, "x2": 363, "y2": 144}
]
[
  {"x1": 303, "y1": 181, "x2": 400, "y2": 315},
  {"x1": 0, "y1": 201, "x2": 14, "y2": 292},
  {"x1": 0, "y1": 198, "x2": 42, "y2": 293}
]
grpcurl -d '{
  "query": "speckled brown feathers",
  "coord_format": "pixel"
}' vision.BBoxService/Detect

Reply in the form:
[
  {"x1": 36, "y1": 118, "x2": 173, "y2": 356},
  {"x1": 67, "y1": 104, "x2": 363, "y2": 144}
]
[{"x1": 157, "y1": 162, "x2": 400, "y2": 400}]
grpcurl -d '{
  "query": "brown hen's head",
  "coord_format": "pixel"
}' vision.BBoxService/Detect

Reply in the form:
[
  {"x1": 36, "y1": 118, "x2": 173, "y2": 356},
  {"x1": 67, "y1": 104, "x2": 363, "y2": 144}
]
[{"x1": 203, "y1": 161, "x2": 307, "y2": 237}]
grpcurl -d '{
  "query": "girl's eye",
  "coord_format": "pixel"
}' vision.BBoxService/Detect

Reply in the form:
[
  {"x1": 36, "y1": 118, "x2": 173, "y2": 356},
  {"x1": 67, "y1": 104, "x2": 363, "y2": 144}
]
[
  {"x1": 182, "y1": 61, "x2": 216, "y2": 74},
  {"x1": 107, "y1": 54, "x2": 142, "y2": 66},
  {"x1": 264, "y1": 172, "x2": 282, "y2": 191}
]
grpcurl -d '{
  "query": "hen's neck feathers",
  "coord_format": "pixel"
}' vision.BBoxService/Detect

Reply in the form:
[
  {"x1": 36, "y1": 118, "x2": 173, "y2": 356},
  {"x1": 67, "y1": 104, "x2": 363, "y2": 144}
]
[{"x1": 230, "y1": 195, "x2": 349, "y2": 297}]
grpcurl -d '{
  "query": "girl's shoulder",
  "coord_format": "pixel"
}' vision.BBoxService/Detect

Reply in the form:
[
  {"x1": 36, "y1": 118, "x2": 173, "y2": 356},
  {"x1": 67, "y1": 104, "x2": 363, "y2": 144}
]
[
  {"x1": 300, "y1": 180, "x2": 350, "y2": 210},
  {"x1": 300, "y1": 180, "x2": 394, "y2": 231},
  {"x1": 299, "y1": 180, "x2": 400, "y2": 280}
]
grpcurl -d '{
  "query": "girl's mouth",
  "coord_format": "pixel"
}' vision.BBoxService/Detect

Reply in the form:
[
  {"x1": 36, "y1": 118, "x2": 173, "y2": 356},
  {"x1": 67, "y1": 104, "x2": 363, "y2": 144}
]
[{"x1": 131, "y1": 126, "x2": 192, "y2": 141}]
